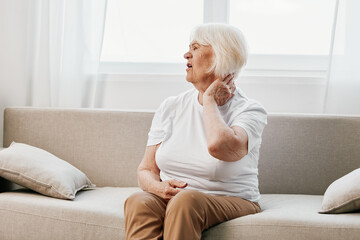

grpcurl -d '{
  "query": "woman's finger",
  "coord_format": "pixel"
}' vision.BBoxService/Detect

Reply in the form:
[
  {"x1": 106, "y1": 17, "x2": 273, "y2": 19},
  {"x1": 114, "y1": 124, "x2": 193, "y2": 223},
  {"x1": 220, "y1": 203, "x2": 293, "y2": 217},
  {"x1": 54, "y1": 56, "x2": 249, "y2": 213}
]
[
  {"x1": 168, "y1": 187, "x2": 181, "y2": 196},
  {"x1": 228, "y1": 79, "x2": 236, "y2": 93},
  {"x1": 163, "y1": 184, "x2": 179, "y2": 197},
  {"x1": 223, "y1": 74, "x2": 231, "y2": 83},
  {"x1": 168, "y1": 179, "x2": 188, "y2": 188},
  {"x1": 164, "y1": 187, "x2": 182, "y2": 200},
  {"x1": 223, "y1": 73, "x2": 233, "y2": 83}
]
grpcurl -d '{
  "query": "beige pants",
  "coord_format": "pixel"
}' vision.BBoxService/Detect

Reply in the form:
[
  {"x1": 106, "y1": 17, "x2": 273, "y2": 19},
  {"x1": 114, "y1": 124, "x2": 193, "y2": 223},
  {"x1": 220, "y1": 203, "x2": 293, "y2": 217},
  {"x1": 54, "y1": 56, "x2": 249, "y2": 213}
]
[{"x1": 124, "y1": 189, "x2": 261, "y2": 240}]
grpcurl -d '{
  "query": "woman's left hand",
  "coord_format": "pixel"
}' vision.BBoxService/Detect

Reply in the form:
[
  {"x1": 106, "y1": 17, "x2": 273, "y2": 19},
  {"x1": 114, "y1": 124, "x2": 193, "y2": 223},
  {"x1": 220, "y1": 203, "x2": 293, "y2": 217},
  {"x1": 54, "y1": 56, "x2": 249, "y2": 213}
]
[{"x1": 204, "y1": 73, "x2": 236, "y2": 106}]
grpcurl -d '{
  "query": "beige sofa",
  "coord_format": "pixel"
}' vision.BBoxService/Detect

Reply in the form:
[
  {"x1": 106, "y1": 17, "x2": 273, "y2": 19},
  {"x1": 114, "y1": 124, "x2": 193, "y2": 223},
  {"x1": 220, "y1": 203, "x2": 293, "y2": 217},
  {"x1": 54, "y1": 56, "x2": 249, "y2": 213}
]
[{"x1": 1, "y1": 107, "x2": 360, "y2": 240}]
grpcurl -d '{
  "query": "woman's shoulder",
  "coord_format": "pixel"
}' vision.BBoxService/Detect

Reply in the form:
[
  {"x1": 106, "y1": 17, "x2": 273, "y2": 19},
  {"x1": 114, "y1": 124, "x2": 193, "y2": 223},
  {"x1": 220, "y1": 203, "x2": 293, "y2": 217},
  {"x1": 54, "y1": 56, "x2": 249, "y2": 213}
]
[
  {"x1": 230, "y1": 88, "x2": 267, "y2": 115},
  {"x1": 224, "y1": 89, "x2": 268, "y2": 128},
  {"x1": 158, "y1": 89, "x2": 195, "y2": 111}
]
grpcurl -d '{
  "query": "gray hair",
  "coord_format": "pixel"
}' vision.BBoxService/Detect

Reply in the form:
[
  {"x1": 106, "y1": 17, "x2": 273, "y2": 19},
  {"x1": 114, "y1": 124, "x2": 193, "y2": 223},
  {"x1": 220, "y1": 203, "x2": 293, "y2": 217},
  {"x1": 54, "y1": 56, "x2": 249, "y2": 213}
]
[{"x1": 189, "y1": 23, "x2": 248, "y2": 79}]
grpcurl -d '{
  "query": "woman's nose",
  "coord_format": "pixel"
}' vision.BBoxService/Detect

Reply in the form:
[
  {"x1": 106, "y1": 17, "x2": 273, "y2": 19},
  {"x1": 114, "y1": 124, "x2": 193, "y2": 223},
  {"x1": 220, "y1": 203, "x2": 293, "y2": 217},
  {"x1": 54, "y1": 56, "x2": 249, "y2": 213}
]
[{"x1": 184, "y1": 51, "x2": 191, "y2": 60}]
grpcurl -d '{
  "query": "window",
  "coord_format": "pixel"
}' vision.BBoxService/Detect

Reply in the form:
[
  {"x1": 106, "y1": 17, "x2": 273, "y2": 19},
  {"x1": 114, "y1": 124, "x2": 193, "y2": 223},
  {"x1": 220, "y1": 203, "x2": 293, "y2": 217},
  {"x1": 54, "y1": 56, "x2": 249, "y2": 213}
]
[
  {"x1": 230, "y1": 0, "x2": 335, "y2": 55},
  {"x1": 101, "y1": 0, "x2": 203, "y2": 63},
  {"x1": 100, "y1": 0, "x2": 338, "y2": 75}
]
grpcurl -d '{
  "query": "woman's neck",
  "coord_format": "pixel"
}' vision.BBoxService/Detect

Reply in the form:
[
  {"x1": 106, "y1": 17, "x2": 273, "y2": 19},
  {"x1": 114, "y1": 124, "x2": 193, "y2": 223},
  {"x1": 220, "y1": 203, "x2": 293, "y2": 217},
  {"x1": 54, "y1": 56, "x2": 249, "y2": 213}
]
[{"x1": 198, "y1": 91, "x2": 204, "y2": 106}]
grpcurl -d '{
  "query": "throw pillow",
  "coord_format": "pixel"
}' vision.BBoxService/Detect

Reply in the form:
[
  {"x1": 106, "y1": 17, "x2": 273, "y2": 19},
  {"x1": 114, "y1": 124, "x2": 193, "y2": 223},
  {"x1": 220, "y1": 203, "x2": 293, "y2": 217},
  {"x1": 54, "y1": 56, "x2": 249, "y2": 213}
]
[
  {"x1": 0, "y1": 142, "x2": 95, "y2": 200},
  {"x1": 319, "y1": 168, "x2": 360, "y2": 214}
]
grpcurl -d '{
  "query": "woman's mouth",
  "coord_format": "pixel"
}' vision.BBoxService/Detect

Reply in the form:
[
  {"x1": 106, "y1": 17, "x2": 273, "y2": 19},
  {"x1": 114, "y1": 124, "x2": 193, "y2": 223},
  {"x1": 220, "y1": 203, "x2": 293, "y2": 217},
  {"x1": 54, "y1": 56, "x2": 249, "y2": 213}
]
[{"x1": 186, "y1": 63, "x2": 192, "y2": 71}]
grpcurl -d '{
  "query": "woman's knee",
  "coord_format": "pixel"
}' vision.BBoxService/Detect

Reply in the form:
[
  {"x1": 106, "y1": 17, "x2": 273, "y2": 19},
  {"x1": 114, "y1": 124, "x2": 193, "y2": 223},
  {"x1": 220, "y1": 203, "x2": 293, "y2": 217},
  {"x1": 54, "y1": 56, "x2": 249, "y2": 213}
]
[
  {"x1": 166, "y1": 190, "x2": 205, "y2": 215},
  {"x1": 125, "y1": 191, "x2": 167, "y2": 240},
  {"x1": 125, "y1": 191, "x2": 166, "y2": 216},
  {"x1": 164, "y1": 190, "x2": 207, "y2": 238},
  {"x1": 125, "y1": 191, "x2": 147, "y2": 209}
]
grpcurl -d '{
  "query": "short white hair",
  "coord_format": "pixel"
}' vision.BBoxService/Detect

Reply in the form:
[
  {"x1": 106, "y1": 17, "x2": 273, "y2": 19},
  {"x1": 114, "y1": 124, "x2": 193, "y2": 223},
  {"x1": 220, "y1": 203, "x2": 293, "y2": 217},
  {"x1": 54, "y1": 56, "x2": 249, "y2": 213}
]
[{"x1": 190, "y1": 23, "x2": 248, "y2": 78}]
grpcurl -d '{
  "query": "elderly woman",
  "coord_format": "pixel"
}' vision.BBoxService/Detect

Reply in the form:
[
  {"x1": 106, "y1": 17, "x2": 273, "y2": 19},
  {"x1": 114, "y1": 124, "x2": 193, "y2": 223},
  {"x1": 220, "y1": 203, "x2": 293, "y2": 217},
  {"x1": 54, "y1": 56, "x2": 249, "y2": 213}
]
[{"x1": 124, "y1": 23, "x2": 267, "y2": 240}]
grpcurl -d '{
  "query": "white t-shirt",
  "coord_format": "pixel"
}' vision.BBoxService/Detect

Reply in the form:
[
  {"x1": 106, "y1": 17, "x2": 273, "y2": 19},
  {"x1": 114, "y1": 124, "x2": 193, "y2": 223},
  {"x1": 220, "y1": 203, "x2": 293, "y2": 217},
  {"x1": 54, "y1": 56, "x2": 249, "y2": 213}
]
[{"x1": 147, "y1": 88, "x2": 267, "y2": 202}]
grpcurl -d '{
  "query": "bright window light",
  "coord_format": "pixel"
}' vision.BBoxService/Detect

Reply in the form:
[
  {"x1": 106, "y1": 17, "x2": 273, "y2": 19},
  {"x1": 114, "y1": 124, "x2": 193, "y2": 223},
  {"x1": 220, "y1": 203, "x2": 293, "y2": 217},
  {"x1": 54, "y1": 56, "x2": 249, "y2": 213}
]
[
  {"x1": 229, "y1": 0, "x2": 336, "y2": 55},
  {"x1": 101, "y1": 0, "x2": 203, "y2": 63}
]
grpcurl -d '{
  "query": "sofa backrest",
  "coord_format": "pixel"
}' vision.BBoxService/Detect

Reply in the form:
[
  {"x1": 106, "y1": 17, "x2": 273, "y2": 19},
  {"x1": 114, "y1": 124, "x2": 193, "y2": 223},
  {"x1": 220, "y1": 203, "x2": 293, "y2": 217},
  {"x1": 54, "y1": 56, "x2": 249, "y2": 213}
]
[
  {"x1": 258, "y1": 114, "x2": 360, "y2": 194},
  {"x1": 3, "y1": 108, "x2": 151, "y2": 189},
  {"x1": 3, "y1": 108, "x2": 360, "y2": 195}
]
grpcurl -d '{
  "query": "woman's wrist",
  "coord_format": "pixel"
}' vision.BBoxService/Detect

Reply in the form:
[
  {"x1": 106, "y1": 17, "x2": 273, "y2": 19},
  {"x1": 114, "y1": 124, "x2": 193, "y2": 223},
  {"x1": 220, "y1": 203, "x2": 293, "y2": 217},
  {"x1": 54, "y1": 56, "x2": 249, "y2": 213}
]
[{"x1": 203, "y1": 94, "x2": 217, "y2": 106}]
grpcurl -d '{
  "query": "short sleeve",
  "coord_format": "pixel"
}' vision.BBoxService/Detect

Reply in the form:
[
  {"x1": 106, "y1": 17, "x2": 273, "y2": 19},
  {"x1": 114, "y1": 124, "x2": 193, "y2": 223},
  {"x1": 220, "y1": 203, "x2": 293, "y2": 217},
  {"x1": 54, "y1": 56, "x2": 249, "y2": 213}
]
[
  {"x1": 147, "y1": 104, "x2": 166, "y2": 146},
  {"x1": 147, "y1": 97, "x2": 175, "y2": 146},
  {"x1": 230, "y1": 102, "x2": 267, "y2": 152}
]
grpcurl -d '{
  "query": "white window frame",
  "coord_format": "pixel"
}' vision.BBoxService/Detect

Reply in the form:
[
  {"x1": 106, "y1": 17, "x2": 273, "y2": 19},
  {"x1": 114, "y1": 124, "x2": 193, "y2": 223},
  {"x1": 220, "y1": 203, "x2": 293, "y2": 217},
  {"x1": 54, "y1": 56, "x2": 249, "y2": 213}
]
[{"x1": 99, "y1": 0, "x2": 328, "y2": 79}]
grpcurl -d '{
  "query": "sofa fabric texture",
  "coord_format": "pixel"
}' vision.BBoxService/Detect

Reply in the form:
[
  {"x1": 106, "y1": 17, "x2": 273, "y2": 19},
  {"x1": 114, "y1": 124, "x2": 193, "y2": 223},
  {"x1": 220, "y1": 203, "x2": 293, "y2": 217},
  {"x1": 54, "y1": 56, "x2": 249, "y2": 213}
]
[
  {"x1": 1, "y1": 189, "x2": 359, "y2": 240},
  {"x1": 1, "y1": 107, "x2": 360, "y2": 239},
  {"x1": 3, "y1": 108, "x2": 153, "y2": 189},
  {"x1": 203, "y1": 194, "x2": 360, "y2": 240},
  {"x1": 0, "y1": 187, "x2": 139, "y2": 240},
  {"x1": 3, "y1": 109, "x2": 360, "y2": 194}
]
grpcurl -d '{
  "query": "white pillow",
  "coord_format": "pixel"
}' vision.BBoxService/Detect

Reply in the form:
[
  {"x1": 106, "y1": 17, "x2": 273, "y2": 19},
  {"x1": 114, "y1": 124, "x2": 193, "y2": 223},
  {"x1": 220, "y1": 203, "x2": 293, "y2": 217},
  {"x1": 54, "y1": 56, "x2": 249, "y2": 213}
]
[
  {"x1": 319, "y1": 168, "x2": 360, "y2": 214},
  {"x1": 0, "y1": 142, "x2": 95, "y2": 200}
]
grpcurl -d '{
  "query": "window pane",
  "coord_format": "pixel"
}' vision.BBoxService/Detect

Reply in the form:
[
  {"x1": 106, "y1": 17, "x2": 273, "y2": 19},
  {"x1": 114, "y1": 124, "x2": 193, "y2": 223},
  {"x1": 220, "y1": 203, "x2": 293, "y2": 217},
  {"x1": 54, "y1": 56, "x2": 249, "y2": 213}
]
[
  {"x1": 229, "y1": 0, "x2": 336, "y2": 55},
  {"x1": 101, "y1": 0, "x2": 203, "y2": 62}
]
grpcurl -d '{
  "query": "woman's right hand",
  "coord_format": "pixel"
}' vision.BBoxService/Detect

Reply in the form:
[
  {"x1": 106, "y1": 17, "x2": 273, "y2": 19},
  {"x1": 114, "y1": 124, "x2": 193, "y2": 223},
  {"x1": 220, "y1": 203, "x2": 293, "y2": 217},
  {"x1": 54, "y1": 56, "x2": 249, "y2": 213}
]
[
  {"x1": 137, "y1": 145, "x2": 187, "y2": 201},
  {"x1": 155, "y1": 179, "x2": 188, "y2": 201},
  {"x1": 204, "y1": 73, "x2": 235, "y2": 106}
]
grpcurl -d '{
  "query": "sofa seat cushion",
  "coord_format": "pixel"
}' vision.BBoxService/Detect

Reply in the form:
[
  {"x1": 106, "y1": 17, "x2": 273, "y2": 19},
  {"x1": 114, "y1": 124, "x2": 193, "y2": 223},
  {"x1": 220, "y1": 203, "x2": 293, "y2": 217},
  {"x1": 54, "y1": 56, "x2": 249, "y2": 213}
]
[
  {"x1": 202, "y1": 194, "x2": 360, "y2": 240},
  {"x1": 0, "y1": 187, "x2": 141, "y2": 240},
  {"x1": 1, "y1": 191, "x2": 360, "y2": 240}
]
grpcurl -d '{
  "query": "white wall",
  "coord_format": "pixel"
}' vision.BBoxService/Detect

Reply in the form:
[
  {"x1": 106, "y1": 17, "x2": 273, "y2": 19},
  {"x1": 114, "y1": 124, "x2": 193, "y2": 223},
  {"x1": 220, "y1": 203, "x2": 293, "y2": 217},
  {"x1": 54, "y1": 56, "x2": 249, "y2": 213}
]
[
  {"x1": 97, "y1": 74, "x2": 326, "y2": 113},
  {"x1": 0, "y1": 1, "x2": 30, "y2": 147}
]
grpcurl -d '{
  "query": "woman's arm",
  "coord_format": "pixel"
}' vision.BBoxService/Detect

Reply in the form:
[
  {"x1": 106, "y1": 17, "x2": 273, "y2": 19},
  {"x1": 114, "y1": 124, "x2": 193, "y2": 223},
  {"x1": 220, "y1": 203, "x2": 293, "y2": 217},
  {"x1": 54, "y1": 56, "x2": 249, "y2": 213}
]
[
  {"x1": 137, "y1": 144, "x2": 187, "y2": 200},
  {"x1": 203, "y1": 75, "x2": 249, "y2": 162}
]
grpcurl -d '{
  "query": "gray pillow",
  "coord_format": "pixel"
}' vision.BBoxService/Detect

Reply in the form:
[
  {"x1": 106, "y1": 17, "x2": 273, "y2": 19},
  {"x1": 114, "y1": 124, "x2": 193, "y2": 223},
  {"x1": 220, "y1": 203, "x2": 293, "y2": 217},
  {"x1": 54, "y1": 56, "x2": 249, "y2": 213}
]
[
  {"x1": 0, "y1": 142, "x2": 95, "y2": 200},
  {"x1": 319, "y1": 168, "x2": 360, "y2": 214}
]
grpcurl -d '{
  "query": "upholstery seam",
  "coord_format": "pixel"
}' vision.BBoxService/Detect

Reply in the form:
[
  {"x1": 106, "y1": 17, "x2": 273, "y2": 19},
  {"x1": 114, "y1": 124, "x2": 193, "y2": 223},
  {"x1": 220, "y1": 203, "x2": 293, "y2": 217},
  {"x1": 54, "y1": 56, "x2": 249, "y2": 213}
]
[
  {"x1": 2, "y1": 209, "x2": 359, "y2": 232},
  {"x1": 222, "y1": 223, "x2": 360, "y2": 230},
  {"x1": 0, "y1": 208, "x2": 124, "y2": 231}
]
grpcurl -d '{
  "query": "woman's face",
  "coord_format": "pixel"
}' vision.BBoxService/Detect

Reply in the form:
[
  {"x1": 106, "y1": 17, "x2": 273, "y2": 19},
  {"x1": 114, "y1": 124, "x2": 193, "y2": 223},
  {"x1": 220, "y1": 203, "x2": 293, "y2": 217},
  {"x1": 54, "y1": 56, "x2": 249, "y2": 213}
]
[{"x1": 184, "y1": 41, "x2": 216, "y2": 92}]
